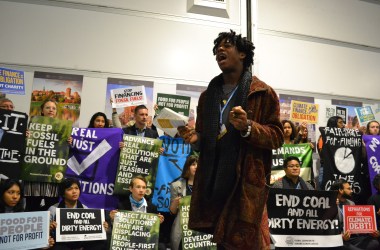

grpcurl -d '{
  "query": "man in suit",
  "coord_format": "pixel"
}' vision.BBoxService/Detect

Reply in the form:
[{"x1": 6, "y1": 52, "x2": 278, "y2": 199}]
[{"x1": 122, "y1": 105, "x2": 159, "y2": 138}]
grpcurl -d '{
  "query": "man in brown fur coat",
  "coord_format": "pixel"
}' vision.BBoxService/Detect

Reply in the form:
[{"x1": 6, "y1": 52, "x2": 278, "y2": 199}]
[{"x1": 178, "y1": 30, "x2": 283, "y2": 249}]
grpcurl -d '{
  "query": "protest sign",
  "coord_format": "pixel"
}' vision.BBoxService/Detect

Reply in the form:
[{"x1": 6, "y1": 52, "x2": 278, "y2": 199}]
[
  {"x1": 114, "y1": 135, "x2": 162, "y2": 195},
  {"x1": 0, "y1": 67, "x2": 25, "y2": 95},
  {"x1": 156, "y1": 93, "x2": 191, "y2": 116},
  {"x1": 319, "y1": 127, "x2": 363, "y2": 199},
  {"x1": 336, "y1": 106, "x2": 348, "y2": 124},
  {"x1": 267, "y1": 188, "x2": 341, "y2": 248},
  {"x1": 354, "y1": 106, "x2": 375, "y2": 127},
  {"x1": 56, "y1": 208, "x2": 106, "y2": 242},
  {"x1": 152, "y1": 135, "x2": 192, "y2": 212},
  {"x1": 271, "y1": 144, "x2": 312, "y2": 184},
  {"x1": 153, "y1": 108, "x2": 189, "y2": 137},
  {"x1": 180, "y1": 196, "x2": 217, "y2": 250},
  {"x1": 343, "y1": 205, "x2": 377, "y2": 234},
  {"x1": 0, "y1": 109, "x2": 28, "y2": 179},
  {"x1": 290, "y1": 100, "x2": 319, "y2": 124},
  {"x1": 22, "y1": 116, "x2": 72, "y2": 182},
  {"x1": 363, "y1": 135, "x2": 380, "y2": 195},
  {"x1": 111, "y1": 86, "x2": 147, "y2": 108},
  {"x1": 110, "y1": 210, "x2": 160, "y2": 250},
  {"x1": 66, "y1": 128, "x2": 123, "y2": 210},
  {"x1": 0, "y1": 211, "x2": 50, "y2": 250}
]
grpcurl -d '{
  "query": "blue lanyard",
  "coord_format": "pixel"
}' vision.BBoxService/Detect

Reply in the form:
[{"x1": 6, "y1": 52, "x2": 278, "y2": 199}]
[{"x1": 219, "y1": 86, "x2": 238, "y2": 126}]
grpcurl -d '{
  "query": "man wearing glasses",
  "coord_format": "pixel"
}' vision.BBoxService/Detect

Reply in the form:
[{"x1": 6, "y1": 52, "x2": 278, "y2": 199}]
[{"x1": 272, "y1": 156, "x2": 314, "y2": 190}]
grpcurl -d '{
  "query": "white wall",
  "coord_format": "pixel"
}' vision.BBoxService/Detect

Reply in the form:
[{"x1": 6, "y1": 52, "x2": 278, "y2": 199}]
[{"x1": 1, "y1": 0, "x2": 380, "y2": 127}]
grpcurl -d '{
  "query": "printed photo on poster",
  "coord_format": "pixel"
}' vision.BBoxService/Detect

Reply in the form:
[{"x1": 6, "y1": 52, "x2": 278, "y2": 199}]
[
  {"x1": 30, "y1": 72, "x2": 83, "y2": 126},
  {"x1": 106, "y1": 78, "x2": 154, "y2": 128}
]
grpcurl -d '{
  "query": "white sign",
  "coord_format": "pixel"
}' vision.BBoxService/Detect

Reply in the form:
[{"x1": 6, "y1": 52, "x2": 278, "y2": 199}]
[{"x1": 111, "y1": 86, "x2": 147, "y2": 108}]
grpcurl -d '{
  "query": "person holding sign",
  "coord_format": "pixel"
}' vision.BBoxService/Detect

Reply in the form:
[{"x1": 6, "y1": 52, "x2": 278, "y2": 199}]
[
  {"x1": 88, "y1": 112, "x2": 110, "y2": 128},
  {"x1": 24, "y1": 99, "x2": 71, "y2": 211},
  {"x1": 317, "y1": 116, "x2": 345, "y2": 188},
  {"x1": 331, "y1": 179, "x2": 379, "y2": 250},
  {"x1": 110, "y1": 175, "x2": 164, "y2": 222},
  {"x1": 282, "y1": 120, "x2": 297, "y2": 145},
  {"x1": 0, "y1": 179, "x2": 55, "y2": 248},
  {"x1": 272, "y1": 156, "x2": 314, "y2": 190},
  {"x1": 121, "y1": 105, "x2": 159, "y2": 138},
  {"x1": 48, "y1": 178, "x2": 109, "y2": 250},
  {"x1": 169, "y1": 155, "x2": 198, "y2": 250},
  {"x1": 0, "y1": 98, "x2": 15, "y2": 111},
  {"x1": 178, "y1": 30, "x2": 283, "y2": 249}
]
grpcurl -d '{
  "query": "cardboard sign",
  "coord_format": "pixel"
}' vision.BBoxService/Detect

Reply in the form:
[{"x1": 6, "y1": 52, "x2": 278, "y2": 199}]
[{"x1": 111, "y1": 86, "x2": 147, "y2": 108}]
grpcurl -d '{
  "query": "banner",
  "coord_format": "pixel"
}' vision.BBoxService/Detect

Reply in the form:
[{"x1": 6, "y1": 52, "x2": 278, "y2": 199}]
[
  {"x1": 152, "y1": 136, "x2": 192, "y2": 212},
  {"x1": 0, "y1": 109, "x2": 28, "y2": 179},
  {"x1": 319, "y1": 127, "x2": 363, "y2": 198},
  {"x1": 271, "y1": 144, "x2": 313, "y2": 184},
  {"x1": 343, "y1": 205, "x2": 377, "y2": 234},
  {"x1": 56, "y1": 208, "x2": 106, "y2": 242},
  {"x1": 110, "y1": 210, "x2": 160, "y2": 250},
  {"x1": 22, "y1": 116, "x2": 72, "y2": 183},
  {"x1": 363, "y1": 135, "x2": 380, "y2": 195},
  {"x1": 111, "y1": 86, "x2": 147, "y2": 108},
  {"x1": 290, "y1": 100, "x2": 319, "y2": 124},
  {"x1": 66, "y1": 128, "x2": 123, "y2": 210},
  {"x1": 0, "y1": 67, "x2": 25, "y2": 95},
  {"x1": 267, "y1": 188, "x2": 341, "y2": 248},
  {"x1": 156, "y1": 93, "x2": 191, "y2": 116},
  {"x1": 180, "y1": 196, "x2": 217, "y2": 250},
  {"x1": 0, "y1": 211, "x2": 50, "y2": 250},
  {"x1": 336, "y1": 106, "x2": 347, "y2": 124},
  {"x1": 114, "y1": 135, "x2": 162, "y2": 195},
  {"x1": 354, "y1": 106, "x2": 375, "y2": 127}
]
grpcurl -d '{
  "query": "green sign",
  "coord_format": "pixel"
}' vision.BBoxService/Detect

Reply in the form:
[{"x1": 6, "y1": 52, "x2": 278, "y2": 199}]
[
  {"x1": 157, "y1": 93, "x2": 191, "y2": 116},
  {"x1": 114, "y1": 135, "x2": 162, "y2": 195}
]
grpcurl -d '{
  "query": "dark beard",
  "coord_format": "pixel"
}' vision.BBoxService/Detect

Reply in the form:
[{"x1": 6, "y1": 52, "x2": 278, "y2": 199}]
[{"x1": 342, "y1": 193, "x2": 352, "y2": 199}]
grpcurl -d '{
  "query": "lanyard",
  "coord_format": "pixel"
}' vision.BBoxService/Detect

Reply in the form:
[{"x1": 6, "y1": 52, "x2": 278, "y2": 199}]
[{"x1": 219, "y1": 86, "x2": 238, "y2": 126}]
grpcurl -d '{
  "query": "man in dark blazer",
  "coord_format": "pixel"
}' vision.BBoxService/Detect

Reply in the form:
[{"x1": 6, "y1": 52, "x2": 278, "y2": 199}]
[{"x1": 123, "y1": 105, "x2": 159, "y2": 139}]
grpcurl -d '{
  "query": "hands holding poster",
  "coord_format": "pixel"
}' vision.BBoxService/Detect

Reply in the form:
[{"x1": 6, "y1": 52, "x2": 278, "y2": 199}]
[
  {"x1": 110, "y1": 211, "x2": 160, "y2": 250},
  {"x1": 267, "y1": 189, "x2": 341, "y2": 248},
  {"x1": 55, "y1": 208, "x2": 106, "y2": 242},
  {"x1": 111, "y1": 86, "x2": 147, "y2": 108},
  {"x1": 153, "y1": 108, "x2": 189, "y2": 138},
  {"x1": 0, "y1": 211, "x2": 50, "y2": 250},
  {"x1": 114, "y1": 135, "x2": 162, "y2": 195},
  {"x1": 343, "y1": 205, "x2": 377, "y2": 234},
  {"x1": 22, "y1": 116, "x2": 72, "y2": 183}
]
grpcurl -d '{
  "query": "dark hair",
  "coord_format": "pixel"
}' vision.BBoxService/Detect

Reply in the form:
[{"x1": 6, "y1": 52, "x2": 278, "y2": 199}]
[
  {"x1": 59, "y1": 178, "x2": 81, "y2": 198},
  {"x1": 134, "y1": 105, "x2": 148, "y2": 115},
  {"x1": 88, "y1": 112, "x2": 110, "y2": 128},
  {"x1": 0, "y1": 179, "x2": 24, "y2": 213},
  {"x1": 372, "y1": 174, "x2": 380, "y2": 191},
  {"x1": 40, "y1": 99, "x2": 57, "y2": 116},
  {"x1": 181, "y1": 155, "x2": 199, "y2": 179},
  {"x1": 330, "y1": 179, "x2": 348, "y2": 191},
  {"x1": 129, "y1": 175, "x2": 147, "y2": 188},
  {"x1": 326, "y1": 116, "x2": 343, "y2": 128},
  {"x1": 352, "y1": 116, "x2": 359, "y2": 128},
  {"x1": 366, "y1": 120, "x2": 380, "y2": 135},
  {"x1": 281, "y1": 120, "x2": 296, "y2": 140},
  {"x1": 283, "y1": 156, "x2": 300, "y2": 168},
  {"x1": 296, "y1": 125, "x2": 308, "y2": 143},
  {"x1": 212, "y1": 30, "x2": 255, "y2": 70}
]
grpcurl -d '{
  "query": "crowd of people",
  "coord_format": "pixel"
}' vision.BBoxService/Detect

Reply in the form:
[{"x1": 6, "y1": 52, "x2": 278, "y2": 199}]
[{"x1": 1, "y1": 29, "x2": 380, "y2": 250}]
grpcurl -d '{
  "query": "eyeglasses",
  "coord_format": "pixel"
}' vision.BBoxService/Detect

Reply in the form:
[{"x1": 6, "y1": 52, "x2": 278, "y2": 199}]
[{"x1": 287, "y1": 164, "x2": 300, "y2": 168}]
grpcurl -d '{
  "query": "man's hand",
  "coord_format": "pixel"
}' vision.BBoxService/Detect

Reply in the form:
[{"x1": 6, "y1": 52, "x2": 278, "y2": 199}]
[
  {"x1": 342, "y1": 230, "x2": 351, "y2": 241},
  {"x1": 178, "y1": 126, "x2": 198, "y2": 144},
  {"x1": 229, "y1": 106, "x2": 248, "y2": 132}
]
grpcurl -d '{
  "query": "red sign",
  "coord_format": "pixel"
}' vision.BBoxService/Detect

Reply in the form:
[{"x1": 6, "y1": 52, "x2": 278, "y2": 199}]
[{"x1": 343, "y1": 205, "x2": 377, "y2": 234}]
